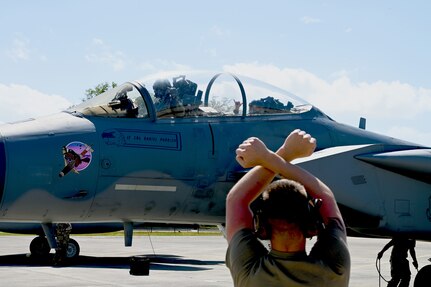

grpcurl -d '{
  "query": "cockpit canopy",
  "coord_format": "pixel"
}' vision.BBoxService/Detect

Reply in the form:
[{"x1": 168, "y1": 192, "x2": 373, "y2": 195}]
[{"x1": 70, "y1": 72, "x2": 313, "y2": 119}]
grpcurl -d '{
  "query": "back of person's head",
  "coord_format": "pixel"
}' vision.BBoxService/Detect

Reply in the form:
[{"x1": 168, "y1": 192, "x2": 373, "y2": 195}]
[
  {"x1": 263, "y1": 179, "x2": 309, "y2": 223},
  {"x1": 254, "y1": 179, "x2": 322, "y2": 239}
]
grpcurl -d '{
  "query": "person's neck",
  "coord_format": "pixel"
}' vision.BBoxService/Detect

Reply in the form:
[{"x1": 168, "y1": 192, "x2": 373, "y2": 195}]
[{"x1": 270, "y1": 231, "x2": 306, "y2": 253}]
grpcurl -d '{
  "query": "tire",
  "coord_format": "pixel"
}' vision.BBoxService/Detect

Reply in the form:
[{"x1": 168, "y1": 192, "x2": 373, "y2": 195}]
[
  {"x1": 29, "y1": 236, "x2": 51, "y2": 257},
  {"x1": 414, "y1": 264, "x2": 431, "y2": 287},
  {"x1": 66, "y1": 238, "x2": 80, "y2": 259}
]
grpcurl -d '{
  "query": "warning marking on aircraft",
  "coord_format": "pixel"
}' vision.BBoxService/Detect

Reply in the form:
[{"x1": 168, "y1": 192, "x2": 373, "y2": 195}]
[{"x1": 115, "y1": 184, "x2": 177, "y2": 192}]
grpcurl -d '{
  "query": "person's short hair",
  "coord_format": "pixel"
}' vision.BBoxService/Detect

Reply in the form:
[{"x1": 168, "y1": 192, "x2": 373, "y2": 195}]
[
  {"x1": 262, "y1": 179, "x2": 309, "y2": 223},
  {"x1": 254, "y1": 179, "x2": 323, "y2": 239}
]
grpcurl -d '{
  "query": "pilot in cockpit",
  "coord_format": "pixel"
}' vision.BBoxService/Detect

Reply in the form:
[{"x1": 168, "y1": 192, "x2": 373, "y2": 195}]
[
  {"x1": 108, "y1": 86, "x2": 139, "y2": 118},
  {"x1": 248, "y1": 96, "x2": 293, "y2": 115},
  {"x1": 153, "y1": 79, "x2": 185, "y2": 118}
]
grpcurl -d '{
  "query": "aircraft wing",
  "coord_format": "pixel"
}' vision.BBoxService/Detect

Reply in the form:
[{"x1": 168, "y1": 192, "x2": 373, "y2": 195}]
[
  {"x1": 355, "y1": 148, "x2": 431, "y2": 184},
  {"x1": 292, "y1": 144, "x2": 431, "y2": 240}
]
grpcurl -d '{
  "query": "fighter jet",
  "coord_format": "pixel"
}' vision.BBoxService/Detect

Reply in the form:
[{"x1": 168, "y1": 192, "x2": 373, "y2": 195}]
[{"x1": 0, "y1": 72, "x2": 430, "y2": 258}]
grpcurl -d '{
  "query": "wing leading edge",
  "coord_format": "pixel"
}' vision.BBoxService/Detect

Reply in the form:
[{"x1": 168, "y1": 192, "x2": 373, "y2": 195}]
[{"x1": 355, "y1": 148, "x2": 431, "y2": 184}]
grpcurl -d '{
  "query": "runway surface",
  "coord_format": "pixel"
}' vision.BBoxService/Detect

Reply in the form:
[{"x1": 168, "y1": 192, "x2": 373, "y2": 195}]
[{"x1": 0, "y1": 234, "x2": 429, "y2": 286}]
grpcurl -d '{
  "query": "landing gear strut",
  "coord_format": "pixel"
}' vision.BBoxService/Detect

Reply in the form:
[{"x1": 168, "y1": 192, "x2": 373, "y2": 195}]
[{"x1": 53, "y1": 223, "x2": 72, "y2": 265}]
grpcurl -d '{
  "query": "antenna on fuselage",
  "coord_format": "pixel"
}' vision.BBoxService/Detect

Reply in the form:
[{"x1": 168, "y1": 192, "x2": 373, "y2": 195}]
[{"x1": 359, "y1": 117, "x2": 366, "y2": 130}]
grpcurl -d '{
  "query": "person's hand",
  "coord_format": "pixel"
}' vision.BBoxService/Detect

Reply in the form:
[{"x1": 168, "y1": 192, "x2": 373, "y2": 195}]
[
  {"x1": 236, "y1": 137, "x2": 272, "y2": 168},
  {"x1": 277, "y1": 129, "x2": 316, "y2": 162},
  {"x1": 233, "y1": 100, "x2": 242, "y2": 115},
  {"x1": 233, "y1": 100, "x2": 242, "y2": 108}
]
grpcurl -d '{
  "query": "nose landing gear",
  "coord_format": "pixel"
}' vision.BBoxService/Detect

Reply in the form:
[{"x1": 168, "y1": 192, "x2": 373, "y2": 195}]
[{"x1": 29, "y1": 236, "x2": 80, "y2": 259}]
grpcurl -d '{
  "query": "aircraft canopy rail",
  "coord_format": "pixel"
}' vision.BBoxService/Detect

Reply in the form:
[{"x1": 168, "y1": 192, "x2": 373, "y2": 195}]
[{"x1": 69, "y1": 72, "x2": 313, "y2": 120}]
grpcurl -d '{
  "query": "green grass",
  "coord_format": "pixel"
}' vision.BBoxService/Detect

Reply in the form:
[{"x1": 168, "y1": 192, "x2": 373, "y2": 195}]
[
  {"x1": 0, "y1": 230, "x2": 222, "y2": 237},
  {"x1": 81, "y1": 231, "x2": 222, "y2": 236}
]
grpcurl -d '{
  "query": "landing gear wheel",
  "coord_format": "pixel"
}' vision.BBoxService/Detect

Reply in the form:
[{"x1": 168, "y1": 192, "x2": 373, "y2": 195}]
[
  {"x1": 414, "y1": 264, "x2": 431, "y2": 287},
  {"x1": 66, "y1": 238, "x2": 80, "y2": 259},
  {"x1": 29, "y1": 236, "x2": 50, "y2": 258}
]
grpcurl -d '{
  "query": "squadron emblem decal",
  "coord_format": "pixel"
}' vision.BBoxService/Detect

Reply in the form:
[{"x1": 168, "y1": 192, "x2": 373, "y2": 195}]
[{"x1": 59, "y1": 141, "x2": 93, "y2": 177}]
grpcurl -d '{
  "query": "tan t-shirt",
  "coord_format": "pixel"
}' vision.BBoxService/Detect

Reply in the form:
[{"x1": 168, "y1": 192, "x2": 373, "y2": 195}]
[{"x1": 226, "y1": 219, "x2": 350, "y2": 287}]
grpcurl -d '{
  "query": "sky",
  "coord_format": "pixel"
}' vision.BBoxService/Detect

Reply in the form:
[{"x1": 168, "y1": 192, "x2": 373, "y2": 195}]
[{"x1": 1, "y1": 0, "x2": 431, "y2": 145}]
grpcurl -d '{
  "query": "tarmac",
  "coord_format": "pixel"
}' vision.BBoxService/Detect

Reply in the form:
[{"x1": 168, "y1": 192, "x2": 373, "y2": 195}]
[{"x1": 0, "y1": 234, "x2": 430, "y2": 287}]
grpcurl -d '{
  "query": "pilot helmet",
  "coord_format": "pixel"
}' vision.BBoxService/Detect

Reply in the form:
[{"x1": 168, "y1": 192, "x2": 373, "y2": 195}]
[
  {"x1": 153, "y1": 79, "x2": 172, "y2": 99},
  {"x1": 249, "y1": 96, "x2": 289, "y2": 114}
]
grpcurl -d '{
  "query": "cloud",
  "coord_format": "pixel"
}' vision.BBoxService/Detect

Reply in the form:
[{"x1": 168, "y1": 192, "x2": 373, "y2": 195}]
[
  {"x1": 300, "y1": 16, "x2": 322, "y2": 24},
  {"x1": 0, "y1": 83, "x2": 72, "y2": 123},
  {"x1": 205, "y1": 48, "x2": 218, "y2": 57},
  {"x1": 211, "y1": 25, "x2": 231, "y2": 38},
  {"x1": 85, "y1": 38, "x2": 126, "y2": 71},
  {"x1": 224, "y1": 63, "x2": 431, "y2": 118},
  {"x1": 7, "y1": 38, "x2": 31, "y2": 61},
  {"x1": 223, "y1": 63, "x2": 431, "y2": 145}
]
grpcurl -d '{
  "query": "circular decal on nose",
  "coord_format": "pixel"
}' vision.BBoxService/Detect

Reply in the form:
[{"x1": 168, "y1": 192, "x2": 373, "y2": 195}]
[{"x1": 59, "y1": 141, "x2": 93, "y2": 177}]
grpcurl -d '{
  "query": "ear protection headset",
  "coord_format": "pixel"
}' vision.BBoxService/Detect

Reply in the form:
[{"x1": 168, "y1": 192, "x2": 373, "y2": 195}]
[{"x1": 252, "y1": 195, "x2": 324, "y2": 240}]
